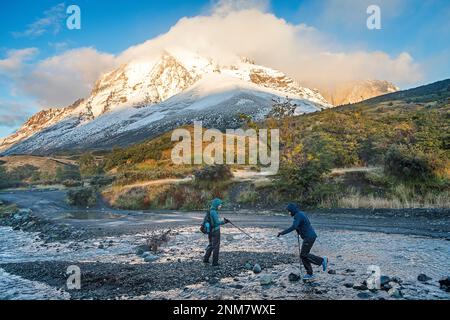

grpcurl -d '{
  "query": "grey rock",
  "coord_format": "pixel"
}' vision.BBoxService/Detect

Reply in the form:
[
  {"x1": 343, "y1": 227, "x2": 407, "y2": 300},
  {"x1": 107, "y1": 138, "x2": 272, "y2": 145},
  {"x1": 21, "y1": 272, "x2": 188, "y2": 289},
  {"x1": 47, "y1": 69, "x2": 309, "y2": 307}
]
[
  {"x1": 388, "y1": 287, "x2": 403, "y2": 298},
  {"x1": 353, "y1": 284, "x2": 368, "y2": 291},
  {"x1": 230, "y1": 284, "x2": 244, "y2": 289},
  {"x1": 344, "y1": 283, "x2": 354, "y2": 288},
  {"x1": 288, "y1": 273, "x2": 301, "y2": 282},
  {"x1": 259, "y1": 275, "x2": 273, "y2": 286},
  {"x1": 380, "y1": 275, "x2": 391, "y2": 286},
  {"x1": 357, "y1": 292, "x2": 372, "y2": 299},
  {"x1": 439, "y1": 277, "x2": 450, "y2": 292},
  {"x1": 252, "y1": 264, "x2": 262, "y2": 274},
  {"x1": 328, "y1": 269, "x2": 336, "y2": 275},
  {"x1": 345, "y1": 268, "x2": 356, "y2": 273},
  {"x1": 143, "y1": 253, "x2": 159, "y2": 262},
  {"x1": 417, "y1": 274, "x2": 432, "y2": 282}
]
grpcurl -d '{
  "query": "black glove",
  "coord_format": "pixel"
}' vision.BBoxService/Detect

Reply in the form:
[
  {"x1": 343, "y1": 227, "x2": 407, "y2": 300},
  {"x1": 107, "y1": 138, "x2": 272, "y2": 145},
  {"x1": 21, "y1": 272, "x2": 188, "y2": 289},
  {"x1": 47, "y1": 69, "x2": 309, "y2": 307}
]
[{"x1": 224, "y1": 218, "x2": 230, "y2": 224}]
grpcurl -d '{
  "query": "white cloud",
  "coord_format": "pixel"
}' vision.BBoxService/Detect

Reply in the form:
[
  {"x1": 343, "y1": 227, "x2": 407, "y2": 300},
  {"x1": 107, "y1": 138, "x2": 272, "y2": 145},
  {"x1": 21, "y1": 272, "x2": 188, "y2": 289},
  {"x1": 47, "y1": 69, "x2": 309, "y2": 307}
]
[
  {"x1": 211, "y1": 0, "x2": 270, "y2": 15},
  {"x1": 118, "y1": 7, "x2": 422, "y2": 90},
  {"x1": 3, "y1": 1, "x2": 423, "y2": 110},
  {"x1": 12, "y1": 3, "x2": 66, "y2": 38},
  {"x1": 0, "y1": 48, "x2": 39, "y2": 75},
  {"x1": 17, "y1": 48, "x2": 116, "y2": 108}
]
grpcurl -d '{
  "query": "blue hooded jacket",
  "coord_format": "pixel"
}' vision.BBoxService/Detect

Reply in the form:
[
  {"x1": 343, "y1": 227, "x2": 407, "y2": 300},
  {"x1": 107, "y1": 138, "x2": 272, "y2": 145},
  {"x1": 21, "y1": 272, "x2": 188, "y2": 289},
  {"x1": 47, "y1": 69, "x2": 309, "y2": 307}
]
[
  {"x1": 209, "y1": 198, "x2": 225, "y2": 232},
  {"x1": 280, "y1": 203, "x2": 317, "y2": 240}
]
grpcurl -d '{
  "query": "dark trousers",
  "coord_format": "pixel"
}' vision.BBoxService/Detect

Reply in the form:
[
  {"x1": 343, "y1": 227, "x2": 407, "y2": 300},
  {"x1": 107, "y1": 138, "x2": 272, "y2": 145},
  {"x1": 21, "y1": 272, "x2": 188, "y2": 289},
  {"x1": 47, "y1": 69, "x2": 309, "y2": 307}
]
[
  {"x1": 300, "y1": 237, "x2": 323, "y2": 275},
  {"x1": 204, "y1": 229, "x2": 221, "y2": 265}
]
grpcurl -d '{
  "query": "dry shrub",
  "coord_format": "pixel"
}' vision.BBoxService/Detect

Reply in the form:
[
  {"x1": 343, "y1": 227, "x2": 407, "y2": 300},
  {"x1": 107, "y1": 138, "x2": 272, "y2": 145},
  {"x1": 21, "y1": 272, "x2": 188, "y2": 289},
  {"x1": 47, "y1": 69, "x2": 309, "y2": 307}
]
[{"x1": 146, "y1": 230, "x2": 171, "y2": 253}]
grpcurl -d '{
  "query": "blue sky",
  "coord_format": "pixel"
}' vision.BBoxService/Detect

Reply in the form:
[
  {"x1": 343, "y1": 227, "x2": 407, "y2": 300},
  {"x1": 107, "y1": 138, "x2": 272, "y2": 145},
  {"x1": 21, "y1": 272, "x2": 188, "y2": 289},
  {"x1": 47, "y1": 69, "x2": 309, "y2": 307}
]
[{"x1": 0, "y1": 0, "x2": 449, "y2": 138}]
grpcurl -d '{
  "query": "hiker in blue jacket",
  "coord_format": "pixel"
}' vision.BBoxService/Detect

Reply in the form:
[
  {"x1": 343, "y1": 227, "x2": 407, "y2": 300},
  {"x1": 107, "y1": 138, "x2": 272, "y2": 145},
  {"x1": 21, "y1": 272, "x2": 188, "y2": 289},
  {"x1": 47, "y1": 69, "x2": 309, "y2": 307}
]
[
  {"x1": 277, "y1": 203, "x2": 328, "y2": 281},
  {"x1": 203, "y1": 198, "x2": 230, "y2": 267}
]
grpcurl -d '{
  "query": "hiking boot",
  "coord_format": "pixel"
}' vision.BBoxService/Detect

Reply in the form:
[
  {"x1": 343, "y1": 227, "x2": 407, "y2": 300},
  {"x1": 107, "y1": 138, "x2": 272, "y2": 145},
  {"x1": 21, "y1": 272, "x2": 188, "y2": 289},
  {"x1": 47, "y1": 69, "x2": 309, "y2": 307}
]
[
  {"x1": 303, "y1": 274, "x2": 315, "y2": 282},
  {"x1": 322, "y1": 257, "x2": 328, "y2": 272}
]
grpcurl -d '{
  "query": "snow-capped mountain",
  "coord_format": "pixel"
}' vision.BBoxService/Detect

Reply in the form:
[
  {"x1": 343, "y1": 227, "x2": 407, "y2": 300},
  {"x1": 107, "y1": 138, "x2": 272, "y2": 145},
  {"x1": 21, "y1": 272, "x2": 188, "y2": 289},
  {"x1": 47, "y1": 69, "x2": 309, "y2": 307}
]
[
  {"x1": 321, "y1": 80, "x2": 399, "y2": 106},
  {"x1": 0, "y1": 51, "x2": 332, "y2": 155}
]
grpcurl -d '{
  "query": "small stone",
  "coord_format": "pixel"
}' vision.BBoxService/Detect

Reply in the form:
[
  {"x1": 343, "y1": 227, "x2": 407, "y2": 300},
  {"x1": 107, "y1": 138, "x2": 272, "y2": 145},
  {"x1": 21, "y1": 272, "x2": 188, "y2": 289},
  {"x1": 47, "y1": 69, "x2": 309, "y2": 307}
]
[
  {"x1": 244, "y1": 262, "x2": 252, "y2": 270},
  {"x1": 231, "y1": 284, "x2": 244, "y2": 289},
  {"x1": 353, "y1": 284, "x2": 368, "y2": 291},
  {"x1": 417, "y1": 274, "x2": 432, "y2": 282},
  {"x1": 143, "y1": 253, "x2": 159, "y2": 262},
  {"x1": 391, "y1": 276, "x2": 402, "y2": 284},
  {"x1": 439, "y1": 277, "x2": 450, "y2": 292},
  {"x1": 259, "y1": 275, "x2": 273, "y2": 286},
  {"x1": 381, "y1": 283, "x2": 392, "y2": 291},
  {"x1": 380, "y1": 275, "x2": 391, "y2": 286},
  {"x1": 98, "y1": 244, "x2": 104, "y2": 249},
  {"x1": 252, "y1": 264, "x2": 262, "y2": 274},
  {"x1": 328, "y1": 269, "x2": 336, "y2": 275},
  {"x1": 344, "y1": 283, "x2": 354, "y2": 288},
  {"x1": 388, "y1": 288, "x2": 403, "y2": 299},
  {"x1": 288, "y1": 273, "x2": 300, "y2": 282},
  {"x1": 345, "y1": 269, "x2": 356, "y2": 273},
  {"x1": 357, "y1": 292, "x2": 371, "y2": 299}
]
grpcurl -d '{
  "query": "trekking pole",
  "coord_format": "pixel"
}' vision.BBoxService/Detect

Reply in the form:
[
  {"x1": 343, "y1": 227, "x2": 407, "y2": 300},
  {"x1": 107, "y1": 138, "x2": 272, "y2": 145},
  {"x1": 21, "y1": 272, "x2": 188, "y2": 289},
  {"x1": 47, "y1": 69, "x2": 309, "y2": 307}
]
[
  {"x1": 297, "y1": 233, "x2": 303, "y2": 275},
  {"x1": 227, "y1": 220, "x2": 253, "y2": 239}
]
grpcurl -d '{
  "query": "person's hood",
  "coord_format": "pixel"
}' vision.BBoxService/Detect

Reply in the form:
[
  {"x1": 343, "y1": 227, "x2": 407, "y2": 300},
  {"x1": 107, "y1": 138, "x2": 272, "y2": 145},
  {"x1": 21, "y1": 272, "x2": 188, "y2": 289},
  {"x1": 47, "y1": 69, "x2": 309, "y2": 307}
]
[
  {"x1": 210, "y1": 198, "x2": 223, "y2": 210},
  {"x1": 287, "y1": 203, "x2": 300, "y2": 215}
]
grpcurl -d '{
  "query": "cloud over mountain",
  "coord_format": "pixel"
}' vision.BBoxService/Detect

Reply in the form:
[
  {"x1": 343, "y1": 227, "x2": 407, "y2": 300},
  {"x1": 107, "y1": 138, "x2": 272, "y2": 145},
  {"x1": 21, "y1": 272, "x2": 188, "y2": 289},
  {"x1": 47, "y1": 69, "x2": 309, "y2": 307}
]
[{"x1": 2, "y1": 1, "x2": 422, "y2": 109}]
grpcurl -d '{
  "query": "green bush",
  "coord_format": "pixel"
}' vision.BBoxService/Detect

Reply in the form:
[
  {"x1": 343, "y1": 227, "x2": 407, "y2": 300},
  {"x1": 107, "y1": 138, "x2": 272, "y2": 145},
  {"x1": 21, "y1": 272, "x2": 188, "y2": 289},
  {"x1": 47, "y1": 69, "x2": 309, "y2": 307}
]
[
  {"x1": 56, "y1": 166, "x2": 81, "y2": 182},
  {"x1": 78, "y1": 153, "x2": 104, "y2": 177},
  {"x1": 384, "y1": 145, "x2": 436, "y2": 182},
  {"x1": 236, "y1": 188, "x2": 259, "y2": 205},
  {"x1": 114, "y1": 187, "x2": 148, "y2": 210},
  {"x1": 66, "y1": 187, "x2": 97, "y2": 207},
  {"x1": 194, "y1": 165, "x2": 233, "y2": 182}
]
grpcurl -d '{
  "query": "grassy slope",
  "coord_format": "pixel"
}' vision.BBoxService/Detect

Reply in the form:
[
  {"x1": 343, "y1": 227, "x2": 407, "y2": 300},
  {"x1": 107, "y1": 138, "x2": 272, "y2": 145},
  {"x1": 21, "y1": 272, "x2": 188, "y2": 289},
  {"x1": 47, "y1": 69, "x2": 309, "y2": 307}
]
[{"x1": 96, "y1": 80, "x2": 450, "y2": 209}]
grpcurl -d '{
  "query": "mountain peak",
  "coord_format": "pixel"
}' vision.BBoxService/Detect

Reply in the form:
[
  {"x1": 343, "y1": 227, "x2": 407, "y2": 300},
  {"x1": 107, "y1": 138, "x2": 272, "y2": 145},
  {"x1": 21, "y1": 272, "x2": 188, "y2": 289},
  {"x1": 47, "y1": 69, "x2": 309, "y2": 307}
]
[
  {"x1": 0, "y1": 50, "x2": 333, "y2": 155},
  {"x1": 321, "y1": 79, "x2": 399, "y2": 106}
]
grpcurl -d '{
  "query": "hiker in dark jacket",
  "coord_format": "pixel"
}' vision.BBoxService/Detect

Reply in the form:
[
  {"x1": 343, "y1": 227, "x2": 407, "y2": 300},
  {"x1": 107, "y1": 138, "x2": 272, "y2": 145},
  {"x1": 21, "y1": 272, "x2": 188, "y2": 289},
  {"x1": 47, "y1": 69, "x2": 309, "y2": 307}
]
[
  {"x1": 203, "y1": 198, "x2": 229, "y2": 266},
  {"x1": 277, "y1": 203, "x2": 328, "y2": 281}
]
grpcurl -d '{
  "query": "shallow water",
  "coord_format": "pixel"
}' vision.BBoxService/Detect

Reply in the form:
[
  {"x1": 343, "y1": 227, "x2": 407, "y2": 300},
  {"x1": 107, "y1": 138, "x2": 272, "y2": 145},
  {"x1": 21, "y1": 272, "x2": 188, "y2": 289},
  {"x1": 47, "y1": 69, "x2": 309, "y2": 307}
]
[
  {"x1": 0, "y1": 225, "x2": 449, "y2": 300},
  {"x1": 61, "y1": 211, "x2": 125, "y2": 220}
]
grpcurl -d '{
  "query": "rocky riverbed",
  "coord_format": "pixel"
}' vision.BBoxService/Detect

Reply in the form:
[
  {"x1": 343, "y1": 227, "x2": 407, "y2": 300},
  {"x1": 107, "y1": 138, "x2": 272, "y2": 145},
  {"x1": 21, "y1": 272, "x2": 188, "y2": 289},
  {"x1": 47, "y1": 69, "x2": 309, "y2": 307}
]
[{"x1": 1, "y1": 224, "x2": 449, "y2": 300}]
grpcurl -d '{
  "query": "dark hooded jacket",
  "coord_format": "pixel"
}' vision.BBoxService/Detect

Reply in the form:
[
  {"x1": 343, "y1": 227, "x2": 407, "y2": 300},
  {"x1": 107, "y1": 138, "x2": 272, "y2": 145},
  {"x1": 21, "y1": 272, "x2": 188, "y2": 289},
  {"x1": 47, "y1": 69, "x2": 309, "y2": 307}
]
[{"x1": 280, "y1": 203, "x2": 317, "y2": 240}]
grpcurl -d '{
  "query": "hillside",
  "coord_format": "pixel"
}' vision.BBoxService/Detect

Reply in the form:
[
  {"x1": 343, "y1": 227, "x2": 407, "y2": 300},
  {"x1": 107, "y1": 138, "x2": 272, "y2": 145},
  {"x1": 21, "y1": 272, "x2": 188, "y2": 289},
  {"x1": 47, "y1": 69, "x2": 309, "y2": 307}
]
[{"x1": 94, "y1": 79, "x2": 449, "y2": 210}]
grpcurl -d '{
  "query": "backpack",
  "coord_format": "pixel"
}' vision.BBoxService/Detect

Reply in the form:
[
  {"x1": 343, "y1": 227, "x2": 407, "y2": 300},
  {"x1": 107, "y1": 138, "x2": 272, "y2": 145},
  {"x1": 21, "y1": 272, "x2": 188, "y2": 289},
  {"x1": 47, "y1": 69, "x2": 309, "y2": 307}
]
[{"x1": 200, "y1": 210, "x2": 212, "y2": 234}]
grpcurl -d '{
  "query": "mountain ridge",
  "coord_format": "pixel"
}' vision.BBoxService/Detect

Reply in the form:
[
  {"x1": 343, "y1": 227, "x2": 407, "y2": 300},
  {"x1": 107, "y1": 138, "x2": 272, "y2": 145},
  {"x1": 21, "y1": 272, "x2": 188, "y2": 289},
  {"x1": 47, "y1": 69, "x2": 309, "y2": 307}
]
[{"x1": 0, "y1": 51, "x2": 332, "y2": 155}]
